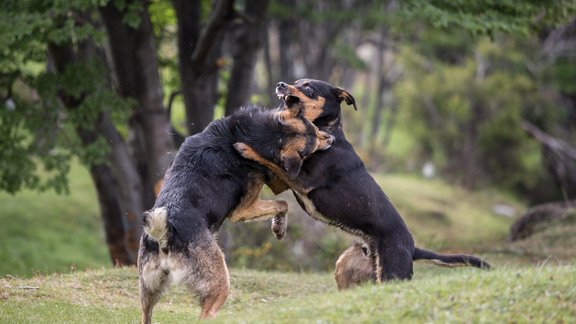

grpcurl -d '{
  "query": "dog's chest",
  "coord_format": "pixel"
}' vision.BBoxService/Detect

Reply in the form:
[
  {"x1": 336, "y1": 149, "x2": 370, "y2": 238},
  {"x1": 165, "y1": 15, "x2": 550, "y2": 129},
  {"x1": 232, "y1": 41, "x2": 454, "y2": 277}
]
[
  {"x1": 293, "y1": 191, "x2": 332, "y2": 224},
  {"x1": 293, "y1": 191, "x2": 367, "y2": 238}
]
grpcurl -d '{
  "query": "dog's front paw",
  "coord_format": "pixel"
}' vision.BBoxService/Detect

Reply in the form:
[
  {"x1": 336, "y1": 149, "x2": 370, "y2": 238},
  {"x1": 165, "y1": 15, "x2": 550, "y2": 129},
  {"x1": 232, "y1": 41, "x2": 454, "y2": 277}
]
[{"x1": 271, "y1": 214, "x2": 288, "y2": 240}]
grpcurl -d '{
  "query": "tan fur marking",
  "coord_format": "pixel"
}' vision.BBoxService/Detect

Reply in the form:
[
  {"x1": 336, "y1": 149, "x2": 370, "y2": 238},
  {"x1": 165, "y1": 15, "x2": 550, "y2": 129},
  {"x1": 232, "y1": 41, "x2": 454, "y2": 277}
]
[
  {"x1": 301, "y1": 96, "x2": 325, "y2": 122},
  {"x1": 266, "y1": 175, "x2": 290, "y2": 194},
  {"x1": 335, "y1": 243, "x2": 375, "y2": 290},
  {"x1": 228, "y1": 200, "x2": 288, "y2": 223},
  {"x1": 316, "y1": 130, "x2": 333, "y2": 150},
  {"x1": 235, "y1": 143, "x2": 312, "y2": 194},
  {"x1": 154, "y1": 180, "x2": 163, "y2": 197},
  {"x1": 283, "y1": 117, "x2": 307, "y2": 133},
  {"x1": 227, "y1": 173, "x2": 288, "y2": 224},
  {"x1": 282, "y1": 137, "x2": 307, "y2": 156},
  {"x1": 143, "y1": 208, "x2": 169, "y2": 250},
  {"x1": 281, "y1": 84, "x2": 326, "y2": 123},
  {"x1": 422, "y1": 259, "x2": 466, "y2": 268}
]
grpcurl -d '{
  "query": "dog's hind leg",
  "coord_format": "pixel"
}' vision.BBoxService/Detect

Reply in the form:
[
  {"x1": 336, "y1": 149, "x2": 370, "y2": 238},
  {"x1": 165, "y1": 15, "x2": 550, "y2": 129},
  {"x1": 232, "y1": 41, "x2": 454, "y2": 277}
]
[
  {"x1": 138, "y1": 251, "x2": 170, "y2": 324},
  {"x1": 179, "y1": 236, "x2": 230, "y2": 319},
  {"x1": 375, "y1": 237, "x2": 414, "y2": 282}
]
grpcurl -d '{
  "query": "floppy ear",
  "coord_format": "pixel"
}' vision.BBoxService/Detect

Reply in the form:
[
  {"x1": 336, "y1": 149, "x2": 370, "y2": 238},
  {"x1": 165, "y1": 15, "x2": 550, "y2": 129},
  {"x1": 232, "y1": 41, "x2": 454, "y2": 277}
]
[
  {"x1": 334, "y1": 87, "x2": 357, "y2": 111},
  {"x1": 281, "y1": 151, "x2": 304, "y2": 179}
]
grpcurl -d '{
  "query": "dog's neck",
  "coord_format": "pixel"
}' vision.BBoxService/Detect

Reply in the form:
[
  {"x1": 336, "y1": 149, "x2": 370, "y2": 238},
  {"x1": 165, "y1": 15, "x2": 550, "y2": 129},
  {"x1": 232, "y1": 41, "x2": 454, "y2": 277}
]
[{"x1": 316, "y1": 116, "x2": 342, "y2": 134}]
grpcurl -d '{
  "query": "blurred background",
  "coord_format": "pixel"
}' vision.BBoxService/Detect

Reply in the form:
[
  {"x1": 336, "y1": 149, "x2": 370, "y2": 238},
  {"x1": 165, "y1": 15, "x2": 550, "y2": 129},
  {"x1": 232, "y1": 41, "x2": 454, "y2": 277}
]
[{"x1": 1, "y1": 0, "x2": 575, "y2": 277}]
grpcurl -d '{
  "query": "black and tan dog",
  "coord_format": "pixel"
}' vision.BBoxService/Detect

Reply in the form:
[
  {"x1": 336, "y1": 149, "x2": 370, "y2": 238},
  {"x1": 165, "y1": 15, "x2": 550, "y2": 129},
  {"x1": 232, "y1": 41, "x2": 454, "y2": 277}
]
[
  {"x1": 235, "y1": 79, "x2": 491, "y2": 284},
  {"x1": 138, "y1": 104, "x2": 334, "y2": 323}
]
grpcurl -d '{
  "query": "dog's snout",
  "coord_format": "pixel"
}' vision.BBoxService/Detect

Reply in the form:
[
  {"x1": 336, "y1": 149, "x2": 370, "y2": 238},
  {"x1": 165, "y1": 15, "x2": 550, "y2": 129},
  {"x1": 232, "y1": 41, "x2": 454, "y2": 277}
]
[{"x1": 277, "y1": 82, "x2": 287, "y2": 90}]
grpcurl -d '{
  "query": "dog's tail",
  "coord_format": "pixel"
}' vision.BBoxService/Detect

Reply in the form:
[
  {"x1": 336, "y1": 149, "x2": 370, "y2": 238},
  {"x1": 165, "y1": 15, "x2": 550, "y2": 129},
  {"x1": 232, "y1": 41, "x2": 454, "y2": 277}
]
[
  {"x1": 143, "y1": 207, "x2": 169, "y2": 250},
  {"x1": 413, "y1": 247, "x2": 491, "y2": 269}
]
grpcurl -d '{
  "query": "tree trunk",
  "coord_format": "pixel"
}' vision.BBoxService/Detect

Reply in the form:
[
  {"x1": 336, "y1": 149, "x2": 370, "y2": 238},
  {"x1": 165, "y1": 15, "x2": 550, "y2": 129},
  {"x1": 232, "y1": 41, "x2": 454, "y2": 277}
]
[
  {"x1": 100, "y1": 1, "x2": 174, "y2": 215},
  {"x1": 224, "y1": 0, "x2": 270, "y2": 116},
  {"x1": 174, "y1": 0, "x2": 234, "y2": 134},
  {"x1": 47, "y1": 39, "x2": 142, "y2": 265},
  {"x1": 278, "y1": 0, "x2": 296, "y2": 82}
]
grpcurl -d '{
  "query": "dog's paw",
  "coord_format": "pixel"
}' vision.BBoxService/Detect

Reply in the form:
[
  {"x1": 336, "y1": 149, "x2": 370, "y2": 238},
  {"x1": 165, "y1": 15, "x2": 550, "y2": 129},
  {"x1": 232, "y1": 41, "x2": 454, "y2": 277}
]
[{"x1": 271, "y1": 214, "x2": 288, "y2": 240}]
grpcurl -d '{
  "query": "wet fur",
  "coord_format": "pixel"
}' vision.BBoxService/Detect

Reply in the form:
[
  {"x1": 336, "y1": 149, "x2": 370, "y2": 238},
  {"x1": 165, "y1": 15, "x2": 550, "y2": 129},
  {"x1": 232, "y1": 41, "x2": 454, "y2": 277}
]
[{"x1": 138, "y1": 105, "x2": 332, "y2": 323}]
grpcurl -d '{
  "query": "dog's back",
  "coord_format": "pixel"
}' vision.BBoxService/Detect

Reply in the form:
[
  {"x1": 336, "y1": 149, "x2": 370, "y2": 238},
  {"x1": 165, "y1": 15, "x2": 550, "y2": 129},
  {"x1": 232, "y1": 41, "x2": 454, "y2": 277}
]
[{"x1": 138, "y1": 105, "x2": 334, "y2": 322}]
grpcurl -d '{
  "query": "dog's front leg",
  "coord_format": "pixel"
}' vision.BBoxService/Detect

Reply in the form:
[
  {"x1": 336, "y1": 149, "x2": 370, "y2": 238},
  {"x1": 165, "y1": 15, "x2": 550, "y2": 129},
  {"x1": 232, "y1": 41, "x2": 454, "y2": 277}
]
[{"x1": 271, "y1": 213, "x2": 288, "y2": 240}]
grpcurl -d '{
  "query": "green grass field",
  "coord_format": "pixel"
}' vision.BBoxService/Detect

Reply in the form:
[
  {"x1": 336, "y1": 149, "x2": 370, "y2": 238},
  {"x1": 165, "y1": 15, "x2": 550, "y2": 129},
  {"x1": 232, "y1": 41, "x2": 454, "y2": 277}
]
[
  {"x1": 0, "y1": 162, "x2": 526, "y2": 278},
  {"x1": 0, "y1": 163, "x2": 109, "y2": 277},
  {"x1": 1, "y1": 263, "x2": 574, "y2": 323},
  {"x1": 2, "y1": 163, "x2": 575, "y2": 322}
]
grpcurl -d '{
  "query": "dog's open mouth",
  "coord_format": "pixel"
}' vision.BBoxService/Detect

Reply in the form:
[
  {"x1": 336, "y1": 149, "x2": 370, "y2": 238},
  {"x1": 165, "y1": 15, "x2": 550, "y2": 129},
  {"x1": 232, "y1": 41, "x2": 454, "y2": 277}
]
[
  {"x1": 275, "y1": 88, "x2": 301, "y2": 107},
  {"x1": 282, "y1": 94, "x2": 300, "y2": 106}
]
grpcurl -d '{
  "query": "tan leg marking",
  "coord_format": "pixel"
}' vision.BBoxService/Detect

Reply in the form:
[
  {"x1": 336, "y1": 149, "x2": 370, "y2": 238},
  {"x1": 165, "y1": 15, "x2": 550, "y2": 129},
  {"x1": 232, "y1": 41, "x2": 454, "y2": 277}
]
[{"x1": 233, "y1": 143, "x2": 313, "y2": 195}]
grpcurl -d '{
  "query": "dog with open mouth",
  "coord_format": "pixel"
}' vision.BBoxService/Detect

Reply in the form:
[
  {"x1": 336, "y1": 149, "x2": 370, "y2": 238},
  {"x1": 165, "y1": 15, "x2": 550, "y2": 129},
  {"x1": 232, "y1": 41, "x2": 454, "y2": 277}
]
[{"x1": 235, "y1": 79, "x2": 491, "y2": 284}]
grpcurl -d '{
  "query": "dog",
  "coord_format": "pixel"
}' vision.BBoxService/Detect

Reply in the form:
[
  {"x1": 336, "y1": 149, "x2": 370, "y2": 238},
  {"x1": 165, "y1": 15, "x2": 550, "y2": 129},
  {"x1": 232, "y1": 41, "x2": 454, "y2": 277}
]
[
  {"x1": 334, "y1": 241, "x2": 490, "y2": 290},
  {"x1": 138, "y1": 104, "x2": 334, "y2": 323},
  {"x1": 235, "y1": 79, "x2": 491, "y2": 283},
  {"x1": 334, "y1": 241, "x2": 375, "y2": 290}
]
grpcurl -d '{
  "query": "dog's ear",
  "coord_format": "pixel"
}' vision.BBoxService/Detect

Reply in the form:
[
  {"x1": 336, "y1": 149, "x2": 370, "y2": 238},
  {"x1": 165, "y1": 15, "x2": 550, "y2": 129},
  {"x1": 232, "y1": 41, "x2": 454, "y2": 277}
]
[
  {"x1": 278, "y1": 103, "x2": 302, "y2": 123},
  {"x1": 334, "y1": 87, "x2": 357, "y2": 111},
  {"x1": 281, "y1": 150, "x2": 303, "y2": 179}
]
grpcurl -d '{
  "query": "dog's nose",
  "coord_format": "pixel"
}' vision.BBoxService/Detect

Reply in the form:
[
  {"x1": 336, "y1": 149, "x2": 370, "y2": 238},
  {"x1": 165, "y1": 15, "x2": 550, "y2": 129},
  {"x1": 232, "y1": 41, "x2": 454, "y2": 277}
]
[{"x1": 277, "y1": 82, "x2": 287, "y2": 90}]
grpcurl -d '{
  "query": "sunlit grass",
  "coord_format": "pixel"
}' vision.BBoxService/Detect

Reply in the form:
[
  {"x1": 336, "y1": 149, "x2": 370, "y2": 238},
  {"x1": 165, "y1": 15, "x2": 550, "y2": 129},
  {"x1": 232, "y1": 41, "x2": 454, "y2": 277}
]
[{"x1": 374, "y1": 174, "x2": 521, "y2": 250}]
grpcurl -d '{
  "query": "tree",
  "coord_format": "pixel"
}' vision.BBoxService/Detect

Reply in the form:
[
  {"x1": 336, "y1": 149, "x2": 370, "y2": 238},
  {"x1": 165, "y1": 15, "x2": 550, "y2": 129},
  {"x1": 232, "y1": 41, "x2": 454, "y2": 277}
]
[{"x1": 0, "y1": 0, "x2": 276, "y2": 265}]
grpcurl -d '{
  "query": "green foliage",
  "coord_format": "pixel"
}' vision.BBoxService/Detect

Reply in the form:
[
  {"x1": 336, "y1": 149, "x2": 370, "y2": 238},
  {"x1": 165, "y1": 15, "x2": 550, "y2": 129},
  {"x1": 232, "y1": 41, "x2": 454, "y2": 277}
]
[
  {"x1": 400, "y1": 0, "x2": 576, "y2": 35},
  {"x1": 0, "y1": 91, "x2": 72, "y2": 194},
  {"x1": 392, "y1": 37, "x2": 559, "y2": 191},
  {"x1": 1, "y1": 55, "x2": 132, "y2": 194},
  {"x1": 0, "y1": 0, "x2": 106, "y2": 74},
  {"x1": 0, "y1": 1, "x2": 137, "y2": 194},
  {"x1": 149, "y1": 0, "x2": 176, "y2": 37}
]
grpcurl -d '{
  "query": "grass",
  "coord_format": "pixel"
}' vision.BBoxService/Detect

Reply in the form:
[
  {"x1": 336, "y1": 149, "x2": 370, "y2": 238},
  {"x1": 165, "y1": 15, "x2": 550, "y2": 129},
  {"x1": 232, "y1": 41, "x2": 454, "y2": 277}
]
[
  {"x1": 0, "y1": 163, "x2": 109, "y2": 277},
  {"x1": 1, "y1": 263, "x2": 574, "y2": 323},
  {"x1": 374, "y1": 174, "x2": 520, "y2": 250},
  {"x1": 1, "y1": 161, "x2": 574, "y2": 323},
  {"x1": 0, "y1": 161, "x2": 524, "y2": 277},
  {"x1": 504, "y1": 210, "x2": 576, "y2": 262}
]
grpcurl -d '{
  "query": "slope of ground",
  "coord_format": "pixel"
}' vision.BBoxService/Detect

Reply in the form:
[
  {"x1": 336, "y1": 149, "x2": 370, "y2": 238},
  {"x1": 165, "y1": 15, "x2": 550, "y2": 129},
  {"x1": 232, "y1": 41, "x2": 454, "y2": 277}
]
[
  {"x1": 0, "y1": 162, "x2": 523, "y2": 276},
  {"x1": 1, "y1": 264, "x2": 574, "y2": 323}
]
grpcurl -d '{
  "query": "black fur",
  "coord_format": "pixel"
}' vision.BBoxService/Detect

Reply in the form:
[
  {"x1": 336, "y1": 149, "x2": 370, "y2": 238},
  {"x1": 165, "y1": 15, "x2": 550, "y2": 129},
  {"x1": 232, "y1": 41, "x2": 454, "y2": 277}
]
[
  {"x1": 277, "y1": 79, "x2": 491, "y2": 280},
  {"x1": 151, "y1": 106, "x2": 304, "y2": 246}
]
